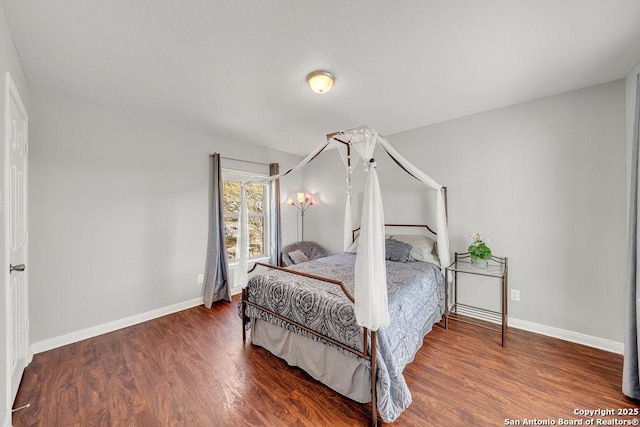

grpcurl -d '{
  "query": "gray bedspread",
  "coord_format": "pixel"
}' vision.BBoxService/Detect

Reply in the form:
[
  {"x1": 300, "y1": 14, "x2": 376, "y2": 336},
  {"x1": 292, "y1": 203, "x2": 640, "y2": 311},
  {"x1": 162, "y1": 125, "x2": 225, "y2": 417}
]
[{"x1": 242, "y1": 252, "x2": 445, "y2": 422}]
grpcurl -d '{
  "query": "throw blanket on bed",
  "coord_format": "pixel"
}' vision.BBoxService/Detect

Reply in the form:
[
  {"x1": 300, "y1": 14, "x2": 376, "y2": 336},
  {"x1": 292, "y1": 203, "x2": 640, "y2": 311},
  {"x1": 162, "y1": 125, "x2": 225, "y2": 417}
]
[{"x1": 241, "y1": 253, "x2": 444, "y2": 422}]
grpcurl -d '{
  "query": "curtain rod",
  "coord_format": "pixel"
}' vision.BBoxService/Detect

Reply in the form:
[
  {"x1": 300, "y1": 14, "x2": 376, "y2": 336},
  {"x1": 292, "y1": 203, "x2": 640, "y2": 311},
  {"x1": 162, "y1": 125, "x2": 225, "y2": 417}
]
[{"x1": 213, "y1": 154, "x2": 272, "y2": 167}]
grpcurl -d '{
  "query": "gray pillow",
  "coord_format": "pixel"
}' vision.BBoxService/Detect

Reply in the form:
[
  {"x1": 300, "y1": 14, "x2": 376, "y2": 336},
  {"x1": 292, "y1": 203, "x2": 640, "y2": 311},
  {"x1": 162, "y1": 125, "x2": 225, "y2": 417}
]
[
  {"x1": 288, "y1": 249, "x2": 309, "y2": 264},
  {"x1": 385, "y1": 238, "x2": 412, "y2": 263}
]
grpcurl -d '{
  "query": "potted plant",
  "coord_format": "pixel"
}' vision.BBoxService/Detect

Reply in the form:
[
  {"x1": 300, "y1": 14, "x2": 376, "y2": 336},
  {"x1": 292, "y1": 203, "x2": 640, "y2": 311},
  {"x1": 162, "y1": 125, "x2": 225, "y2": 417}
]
[{"x1": 468, "y1": 232, "x2": 492, "y2": 268}]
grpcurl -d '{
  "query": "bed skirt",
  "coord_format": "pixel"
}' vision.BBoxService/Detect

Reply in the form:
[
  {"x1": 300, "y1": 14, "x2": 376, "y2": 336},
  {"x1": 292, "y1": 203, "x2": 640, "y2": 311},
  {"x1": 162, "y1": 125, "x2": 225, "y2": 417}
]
[{"x1": 251, "y1": 318, "x2": 372, "y2": 403}]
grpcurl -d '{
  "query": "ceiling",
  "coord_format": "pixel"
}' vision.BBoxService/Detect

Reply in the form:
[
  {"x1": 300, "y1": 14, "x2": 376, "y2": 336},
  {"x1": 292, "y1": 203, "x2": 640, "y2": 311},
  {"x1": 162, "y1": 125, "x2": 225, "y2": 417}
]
[{"x1": 3, "y1": 1, "x2": 640, "y2": 155}]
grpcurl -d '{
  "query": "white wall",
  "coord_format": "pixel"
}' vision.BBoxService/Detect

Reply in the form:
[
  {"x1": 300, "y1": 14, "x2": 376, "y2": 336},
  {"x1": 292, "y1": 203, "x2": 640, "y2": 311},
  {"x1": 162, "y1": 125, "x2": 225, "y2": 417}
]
[
  {"x1": 0, "y1": 1, "x2": 29, "y2": 425},
  {"x1": 304, "y1": 80, "x2": 628, "y2": 345},
  {"x1": 28, "y1": 88, "x2": 301, "y2": 345}
]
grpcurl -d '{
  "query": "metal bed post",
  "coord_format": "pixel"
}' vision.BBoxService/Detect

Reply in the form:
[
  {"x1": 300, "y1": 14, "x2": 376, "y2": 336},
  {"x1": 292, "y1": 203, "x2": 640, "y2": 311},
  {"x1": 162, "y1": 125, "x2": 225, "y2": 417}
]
[
  {"x1": 444, "y1": 266, "x2": 449, "y2": 329},
  {"x1": 363, "y1": 328, "x2": 368, "y2": 362},
  {"x1": 443, "y1": 186, "x2": 448, "y2": 220},
  {"x1": 371, "y1": 330, "x2": 378, "y2": 427},
  {"x1": 453, "y1": 252, "x2": 459, "y2": 317},
  {"x1": 241, "y1": 288, "x2": 247, "y2": 342}
]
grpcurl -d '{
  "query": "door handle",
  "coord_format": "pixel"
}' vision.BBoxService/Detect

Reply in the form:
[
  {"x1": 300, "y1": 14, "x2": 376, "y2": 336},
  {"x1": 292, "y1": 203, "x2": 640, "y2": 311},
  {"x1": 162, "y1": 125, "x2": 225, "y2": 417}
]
[{"x1": 10, "y1": 263, "x2": 25, "y2": 273}]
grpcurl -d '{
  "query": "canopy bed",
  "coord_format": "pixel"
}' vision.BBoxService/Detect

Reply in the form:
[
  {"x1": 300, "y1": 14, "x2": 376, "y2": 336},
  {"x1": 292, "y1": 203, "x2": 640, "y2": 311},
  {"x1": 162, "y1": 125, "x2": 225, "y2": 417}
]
[{"x1": 235, "y1": 126, "x2": 450, "y2": 425}]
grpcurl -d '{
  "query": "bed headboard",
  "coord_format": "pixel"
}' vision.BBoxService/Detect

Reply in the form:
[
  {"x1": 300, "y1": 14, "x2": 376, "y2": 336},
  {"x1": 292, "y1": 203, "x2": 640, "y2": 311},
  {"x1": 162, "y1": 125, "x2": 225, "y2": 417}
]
[{"x1": 351, "y1": 223, "x2": 437, "y2": 243}]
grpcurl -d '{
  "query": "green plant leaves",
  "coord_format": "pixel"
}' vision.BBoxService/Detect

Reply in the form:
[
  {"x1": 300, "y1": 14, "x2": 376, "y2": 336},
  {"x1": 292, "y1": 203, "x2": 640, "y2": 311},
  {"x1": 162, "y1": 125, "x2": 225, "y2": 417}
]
[{"x1": 468, "y1": 242, "x2": 492, "y2": 260}]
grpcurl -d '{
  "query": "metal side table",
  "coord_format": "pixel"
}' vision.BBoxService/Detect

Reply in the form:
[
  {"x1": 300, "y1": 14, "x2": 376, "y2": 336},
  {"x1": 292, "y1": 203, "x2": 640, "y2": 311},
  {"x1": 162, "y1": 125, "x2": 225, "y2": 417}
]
[{"x1": 445, "y1": 252, "x2": 509, "y2": 347}]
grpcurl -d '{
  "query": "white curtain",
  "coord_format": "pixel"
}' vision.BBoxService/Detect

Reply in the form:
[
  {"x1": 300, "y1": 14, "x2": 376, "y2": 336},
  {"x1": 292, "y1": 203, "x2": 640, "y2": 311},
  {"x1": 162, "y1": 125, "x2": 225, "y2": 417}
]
[
  {"x1": 352, "y1": 128, "x2": 390, "y2": 330},
  {"x1": 233, "y1": 185, "x2": 250, "y2": 288}
]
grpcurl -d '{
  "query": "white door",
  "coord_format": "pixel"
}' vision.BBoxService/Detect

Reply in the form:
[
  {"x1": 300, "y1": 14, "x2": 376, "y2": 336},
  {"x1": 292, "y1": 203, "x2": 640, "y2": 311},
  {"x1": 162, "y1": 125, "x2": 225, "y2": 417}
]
[{"x1": 5, "y1": 72, "x2": 28, "y2": 402}]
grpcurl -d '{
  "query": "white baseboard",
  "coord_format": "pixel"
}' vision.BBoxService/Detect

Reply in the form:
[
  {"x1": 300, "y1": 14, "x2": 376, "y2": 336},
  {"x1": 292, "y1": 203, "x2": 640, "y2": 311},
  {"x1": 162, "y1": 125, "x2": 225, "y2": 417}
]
[
  {"x1": 28, "y1": 295, "x2": 624, "y2": 357},
  {"x1": 508, "y1": 317, "x2": 624, "y2": 355},
  {"x1": 450, "y1": 306, "x2": 624, "y2": 354},
  {"x1": 30, "y1": 297, "x2": 204, "y2": 355}
]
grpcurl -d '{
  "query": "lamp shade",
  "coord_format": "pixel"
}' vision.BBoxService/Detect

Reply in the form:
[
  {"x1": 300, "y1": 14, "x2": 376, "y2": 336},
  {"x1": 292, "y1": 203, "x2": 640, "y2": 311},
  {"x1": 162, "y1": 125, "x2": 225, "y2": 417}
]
[{"x1": 306, "y1": 70, "x2": 335, "y2": 94}]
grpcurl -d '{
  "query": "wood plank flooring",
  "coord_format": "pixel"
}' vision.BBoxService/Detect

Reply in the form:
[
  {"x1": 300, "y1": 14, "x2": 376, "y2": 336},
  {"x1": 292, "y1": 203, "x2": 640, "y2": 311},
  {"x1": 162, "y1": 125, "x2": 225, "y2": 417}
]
[{"x1": 12, "y1": 296, "x2": 639, "y2": 426}]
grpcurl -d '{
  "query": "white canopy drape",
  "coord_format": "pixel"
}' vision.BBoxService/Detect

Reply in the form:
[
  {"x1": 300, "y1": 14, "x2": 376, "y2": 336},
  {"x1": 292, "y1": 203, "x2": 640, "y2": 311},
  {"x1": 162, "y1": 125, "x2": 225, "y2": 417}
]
[
  {"x1": 377, "y1": 138, "x2": 451, "y2": 272},
  {"x1": 335, "y1": 142, "x2": 357, "y2": 251},
  {"x1": 232, "y1": 125, "x2": 450, "y2": 332},
  {"x1": 351, "y1": 128, "x2": 389, "y2": 329}
]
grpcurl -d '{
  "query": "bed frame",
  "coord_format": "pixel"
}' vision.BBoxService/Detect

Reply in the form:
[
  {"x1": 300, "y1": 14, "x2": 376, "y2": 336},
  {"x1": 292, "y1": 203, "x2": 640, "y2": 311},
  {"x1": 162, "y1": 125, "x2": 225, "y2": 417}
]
[{"x1": 240, "y1": 224, "x2": 444, "y2": 426}]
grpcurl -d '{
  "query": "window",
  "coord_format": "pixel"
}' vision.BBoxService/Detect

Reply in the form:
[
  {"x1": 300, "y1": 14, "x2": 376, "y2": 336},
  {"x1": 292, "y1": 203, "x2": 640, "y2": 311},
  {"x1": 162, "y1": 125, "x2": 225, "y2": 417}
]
[{"x1": 222, "y1": 169, "x2": 270, "y2": 261}]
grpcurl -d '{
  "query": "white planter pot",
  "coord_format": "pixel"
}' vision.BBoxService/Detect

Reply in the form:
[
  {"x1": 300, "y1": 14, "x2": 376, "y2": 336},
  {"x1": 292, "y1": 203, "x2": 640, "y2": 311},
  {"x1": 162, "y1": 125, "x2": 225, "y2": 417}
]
[{"x1": 472, "y1": 258, "x2": 488, "y2": 269}]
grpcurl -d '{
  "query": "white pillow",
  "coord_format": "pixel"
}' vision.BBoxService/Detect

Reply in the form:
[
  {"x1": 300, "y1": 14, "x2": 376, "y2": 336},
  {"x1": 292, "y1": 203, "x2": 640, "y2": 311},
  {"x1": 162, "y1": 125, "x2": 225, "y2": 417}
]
[
  {"x1": 345, "y1": 235, "x2": 391, "y2": 254},
  {"x1": 390, "y1": 234, "x2": 438, "y2": 264},
  {"x1": 418, "y1": 251, "x2": 440, "y2": 267}
]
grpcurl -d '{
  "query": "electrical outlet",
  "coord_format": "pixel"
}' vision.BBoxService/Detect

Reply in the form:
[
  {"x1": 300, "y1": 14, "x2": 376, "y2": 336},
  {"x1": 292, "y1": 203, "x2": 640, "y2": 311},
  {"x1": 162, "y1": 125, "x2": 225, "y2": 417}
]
[
  {"x1": 510, "y1": 289, "x2": 520, "y2": 302},
  {"x1": 197, "y1": 274, "x2": 204, "y2": 284}
]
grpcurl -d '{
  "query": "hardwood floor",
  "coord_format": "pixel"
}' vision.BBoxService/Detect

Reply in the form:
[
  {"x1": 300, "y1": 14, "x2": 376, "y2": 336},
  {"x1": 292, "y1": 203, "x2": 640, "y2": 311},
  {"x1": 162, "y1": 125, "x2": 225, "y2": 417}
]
[{"x1": 13, "y1": 296, "x2": 639, "y2": 426}]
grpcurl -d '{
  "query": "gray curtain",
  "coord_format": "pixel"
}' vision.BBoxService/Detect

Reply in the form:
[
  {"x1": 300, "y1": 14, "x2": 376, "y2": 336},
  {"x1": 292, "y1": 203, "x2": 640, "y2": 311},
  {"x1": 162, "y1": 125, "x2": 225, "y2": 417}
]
[
  {"x1": 203, "y1": 153, "x2": 231, "y2": 307},
  {"x1": 624, "y1": 75, "x2": 640, "y2": 398},
  {"x1": 269, "y1": 163, "x2": 282, "y2": 266}
]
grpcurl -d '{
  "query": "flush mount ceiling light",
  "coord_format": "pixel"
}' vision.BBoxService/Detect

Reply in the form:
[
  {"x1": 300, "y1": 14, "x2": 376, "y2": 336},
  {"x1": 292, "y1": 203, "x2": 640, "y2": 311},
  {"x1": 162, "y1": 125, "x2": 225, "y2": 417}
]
[{"x1": 306, "y1": 70, "x2": 335, "y2": 94}]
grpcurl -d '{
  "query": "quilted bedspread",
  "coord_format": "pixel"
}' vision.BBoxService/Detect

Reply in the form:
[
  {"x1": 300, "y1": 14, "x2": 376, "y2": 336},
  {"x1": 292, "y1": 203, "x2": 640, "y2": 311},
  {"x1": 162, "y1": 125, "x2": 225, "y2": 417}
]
[{"x1": 241, "y1": 252, "x2": 445, "y2": 422}]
